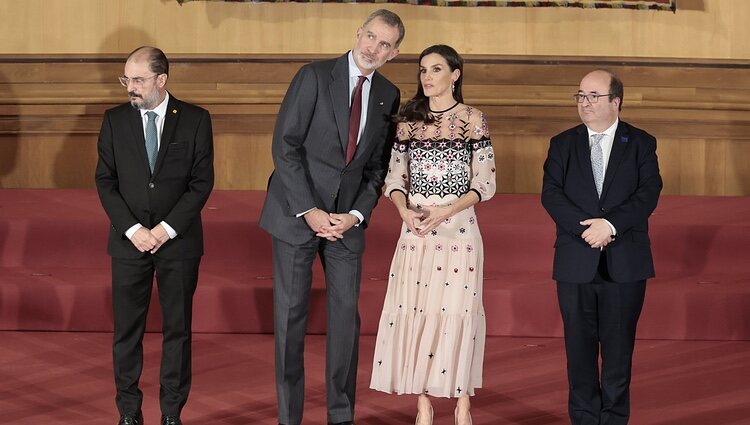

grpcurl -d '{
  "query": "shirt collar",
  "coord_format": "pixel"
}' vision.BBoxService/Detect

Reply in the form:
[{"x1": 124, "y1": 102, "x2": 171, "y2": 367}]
[
  {"x1": 586, "y1": 118, "x2": 619, "y2": 140},
  {"x1": 347, "y1": 51, "x2": 374, "y2": 82},
  {"x1": 140, "y1": 91, "x2": 170, "y2": 119}
]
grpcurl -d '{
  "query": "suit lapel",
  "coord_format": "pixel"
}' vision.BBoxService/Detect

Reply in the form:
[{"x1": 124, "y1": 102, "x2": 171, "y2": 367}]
[
  {"x1": 153, "y1": 94, "x2": 180, "y2": 175},
  {"x1": 128, "y1": 107, "x2": 152, "y2": 175},
  {"x1": 329, "y1": 54, "x2": 351, "y2": 159},
  {"x1": 601, "y1": 121, "x2": 630, "y2": 198},
  {"x1": 575, "y1": 125, "x2": 599, "y2": 198}
]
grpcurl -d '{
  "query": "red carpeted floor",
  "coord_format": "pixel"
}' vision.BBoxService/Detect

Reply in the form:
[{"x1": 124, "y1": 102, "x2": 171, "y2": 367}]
[{"x1": 2, "y1": 332, "x2": 749, "y2": 425}]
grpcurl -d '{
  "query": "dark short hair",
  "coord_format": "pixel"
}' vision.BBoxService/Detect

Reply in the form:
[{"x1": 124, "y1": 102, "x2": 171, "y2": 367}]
[
  {"x1": 127, "y1": 46, "x2": 169, "y2": 76},
  {"x1": 601, "y1": 70, "x2": 624, "y2": 111},
  {"x1": 363, "y1": 9, "x2": 405, "y2": 48}
]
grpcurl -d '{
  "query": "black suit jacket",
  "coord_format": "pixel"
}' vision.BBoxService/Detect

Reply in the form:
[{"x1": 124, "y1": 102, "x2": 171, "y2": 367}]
[
  {"x1": 541, "y1": 120, "x2": 662, "y2": 283},
  {"x1": 95, "y1": 93, "x2": 214, "y2": 260},
  {"x1": 259, "y1": 53, "x2": 400, "y2": 253}
]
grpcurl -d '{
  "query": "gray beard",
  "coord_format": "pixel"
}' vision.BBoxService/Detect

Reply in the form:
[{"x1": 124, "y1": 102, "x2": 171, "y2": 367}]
[{"x1": 129, "y1": 92, "x2": 159, "y2": 110}]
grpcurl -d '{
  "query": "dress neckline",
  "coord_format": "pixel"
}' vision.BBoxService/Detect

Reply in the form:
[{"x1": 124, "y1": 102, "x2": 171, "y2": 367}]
[{"x1": 429, "y1": 101, "x2": 459, "y2": 114}]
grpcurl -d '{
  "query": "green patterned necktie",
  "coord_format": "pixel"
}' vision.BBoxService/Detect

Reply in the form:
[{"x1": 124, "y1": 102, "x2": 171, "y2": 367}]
[{"x1": 145, "y1": 111, "x2": 158, "y2": 172}]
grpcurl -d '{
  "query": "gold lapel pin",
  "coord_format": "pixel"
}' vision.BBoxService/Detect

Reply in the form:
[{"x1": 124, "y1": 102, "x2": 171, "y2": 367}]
[{"x1": 172, "y1": 109, "x2": 177, "y2": 114}]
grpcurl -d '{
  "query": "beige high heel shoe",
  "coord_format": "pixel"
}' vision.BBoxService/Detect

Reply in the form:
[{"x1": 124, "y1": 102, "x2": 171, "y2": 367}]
[
  {"x1": 415, "y1": 406, "x2": 433, "y2": 425},
  {"x1": 454, "y1": 407, "x2": 472, "y2": 425}
]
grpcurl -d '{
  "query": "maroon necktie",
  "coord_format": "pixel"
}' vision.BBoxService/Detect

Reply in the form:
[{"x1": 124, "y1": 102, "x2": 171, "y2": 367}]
[{"x1": 347, "y1": 75, "x2": 366, "y2": 164}]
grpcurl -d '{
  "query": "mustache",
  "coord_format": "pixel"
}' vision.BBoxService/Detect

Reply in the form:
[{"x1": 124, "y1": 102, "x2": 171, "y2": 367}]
[{"x1": 128, "y1": 92, "x2": 142, "y2": 99}]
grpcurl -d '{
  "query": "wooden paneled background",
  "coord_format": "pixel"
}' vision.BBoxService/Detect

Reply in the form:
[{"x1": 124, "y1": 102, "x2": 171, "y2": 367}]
[
  {"x1": 1, "y1": 0, "x2": 748, "y2": 59},
  {"x1": 1, "y1": 55, "x2": 749, "y2": 195},
  {"x1": 0, "y1": 0, "x2": 748, "y2": 194}
]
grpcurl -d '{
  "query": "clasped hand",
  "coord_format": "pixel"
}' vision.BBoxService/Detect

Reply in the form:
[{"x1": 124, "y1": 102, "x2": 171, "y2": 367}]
[
  {"x1": 580, "y1": 218, "x2": 613, "y2": 249},
  {"x1": 401, "y1": 205, "x2": 453, "y2": 237},
  {"x1": 130, "y1": 225, "x2": 170, "y2": 254},
  {"x1": 304, "y1": 208, "x2": 358, "y2": 241}
]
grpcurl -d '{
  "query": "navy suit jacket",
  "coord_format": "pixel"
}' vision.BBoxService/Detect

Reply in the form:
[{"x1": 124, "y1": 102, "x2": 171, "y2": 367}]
[
  {"x1": 95, "y1": 94, "x2": 215, "y2": 260},
  {"x1": 541, "y1": 120, "x2": 662, "y2": 283},
  {"x1": 259, "y1": 53, "x2": 400, "y2": 253}
]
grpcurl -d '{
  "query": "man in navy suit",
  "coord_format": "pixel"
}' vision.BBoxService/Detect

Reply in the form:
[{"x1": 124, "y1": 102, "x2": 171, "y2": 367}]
[
  {"x1": 96, "y1": 46, "x2": 214, "y2": 425},
  {"x1": 541, "y1": 70, "x2": 662, "y2": 425},
  {"x1": 259, "y1": 9, "x2": 404, "y2": 425}
]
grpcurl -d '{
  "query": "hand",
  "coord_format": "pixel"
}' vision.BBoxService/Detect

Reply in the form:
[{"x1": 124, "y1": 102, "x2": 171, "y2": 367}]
[
  {"x1": 304, "y1": 208, "x2": 337, "y2": 241},
  {"x1": 414, "y1": 205, "x2": 453, "y2": 236},
  {"x1": 149, "y1": 224, "x2": 171, "y2": 254},
  {"x1": 398, "y1": 207, "x2": 424, "y2": 237},
  {"x1": 130, "y1": 227, "x2": 158, "y2": 253},
  {"x1": 580, "y1": 218, "x2": 613, "y2": 249},
  {"x1": 318, "y1": 213, "x2": 359, "y2": 240}
]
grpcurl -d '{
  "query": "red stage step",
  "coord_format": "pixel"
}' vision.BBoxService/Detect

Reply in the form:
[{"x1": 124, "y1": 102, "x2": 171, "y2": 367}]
[{"x1": 1, "y1": 189, "x2": 748, "y2": 340}]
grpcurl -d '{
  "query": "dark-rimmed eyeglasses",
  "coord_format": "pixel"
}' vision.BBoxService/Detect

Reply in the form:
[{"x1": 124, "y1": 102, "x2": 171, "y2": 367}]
[
  {"x1": 118, "y1": 74, "x2": 159, "y2": 88},
  {"x1": 574, "y1": 93, "x2": 613, "y2": 104}
]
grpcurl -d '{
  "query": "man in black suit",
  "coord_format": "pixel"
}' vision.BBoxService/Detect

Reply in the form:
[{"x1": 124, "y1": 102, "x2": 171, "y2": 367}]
[
  {"x1": 258, "y1": 9, "x2": 404, "y2": 425},
  {"x1": 95, "y1": 46, "x2": 214, "y2": 425},
  {"x1": 541, "y1": 70, "x2": 662, "y2": 425}
]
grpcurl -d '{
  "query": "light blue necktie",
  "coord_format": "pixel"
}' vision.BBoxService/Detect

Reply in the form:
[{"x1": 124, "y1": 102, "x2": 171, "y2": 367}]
[
  {"x1": 145, "y1": 111, "x2": 158, "y2": 172},
  {"x1": 590, "y1": 133, "x2": 605, "y2": 198}
]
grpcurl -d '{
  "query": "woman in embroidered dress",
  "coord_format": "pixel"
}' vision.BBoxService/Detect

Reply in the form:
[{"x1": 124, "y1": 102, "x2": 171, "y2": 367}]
[{"x1": 369, "y1": 45, "x2": 496, "y2": 425}]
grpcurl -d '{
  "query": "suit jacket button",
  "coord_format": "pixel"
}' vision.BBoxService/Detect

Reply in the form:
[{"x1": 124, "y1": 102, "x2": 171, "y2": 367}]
[{"x1": 149, "y1": 183, "x2": 155, "y2": 189}]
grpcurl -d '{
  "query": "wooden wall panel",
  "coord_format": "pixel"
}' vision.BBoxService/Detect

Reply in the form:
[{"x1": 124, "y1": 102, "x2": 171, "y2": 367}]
[
  {"x1": 1, "y1": 0, "x2": 750, "y2": 60},
  {"x1": 214, "y1": 134, "x2": 275, "y2": 190},
  {"x1": 0, "y1": 134, "x2": 99, "y2": 188},
  {"x1": 725, "y1": 141, "x2": 750, "y2": 195},
  {"x1": 1, "y1": 55, "x2": 749, "y2": 195}
]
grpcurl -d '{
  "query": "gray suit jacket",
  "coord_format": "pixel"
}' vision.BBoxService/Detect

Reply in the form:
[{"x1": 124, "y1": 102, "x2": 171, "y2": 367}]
[{"x1": 260, "y1": 53, "x2": 400, "y2": 253}]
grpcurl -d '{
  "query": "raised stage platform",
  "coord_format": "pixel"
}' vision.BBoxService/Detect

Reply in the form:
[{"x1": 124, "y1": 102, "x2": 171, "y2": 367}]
[{"x1": 1, "y1": 189, "x2": 748, "y2": 340}]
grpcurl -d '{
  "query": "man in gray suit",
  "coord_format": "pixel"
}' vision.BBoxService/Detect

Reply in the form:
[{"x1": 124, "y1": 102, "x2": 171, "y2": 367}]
[{"x1": 259, "y1": 9, "x2": 404, "y2": 425}]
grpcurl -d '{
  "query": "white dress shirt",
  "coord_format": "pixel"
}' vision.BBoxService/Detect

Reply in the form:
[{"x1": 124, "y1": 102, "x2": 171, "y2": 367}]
[
  {"x1": 585, "y1": 118, "x2": 619, "y2": 236},
  {"x1": 125, "y1": 92, "x2": 178, "y2": 241},
  {"x1": 586, "y1": 118, "x2": 618, "y2": 177}
]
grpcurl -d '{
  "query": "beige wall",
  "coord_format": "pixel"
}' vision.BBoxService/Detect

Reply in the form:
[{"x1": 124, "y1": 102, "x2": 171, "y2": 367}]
[{"x1": 1, "y1": 0, "x2": 749, "y2": 59}]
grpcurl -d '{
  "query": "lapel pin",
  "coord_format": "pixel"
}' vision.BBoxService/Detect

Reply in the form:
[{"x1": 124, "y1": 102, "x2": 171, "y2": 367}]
[
  {"x1": 172, "y1": 109, "x2": 177, "y2": 114},
  {"x1": 620, "y1": 136, "x2": 628, "y2": 143},
  {"x1": 379, "y1": 102, "x2": 384, "y2": 105}
]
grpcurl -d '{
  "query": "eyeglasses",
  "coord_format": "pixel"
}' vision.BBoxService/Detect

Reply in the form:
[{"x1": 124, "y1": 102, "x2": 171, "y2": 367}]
[
  {"x1": 118, "y1": 74, "x2": 159, "y2": 88},
  {"x1": 574, "y1": 93, "x2": 613, "y2": 104}
]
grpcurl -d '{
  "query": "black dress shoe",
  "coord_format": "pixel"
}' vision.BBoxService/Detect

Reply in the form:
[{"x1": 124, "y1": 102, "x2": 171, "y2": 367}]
[
  {"x1": 161, "y1": 415, "x2": 181, "y2": 425},
  {"x1": 118, "y1": 413, "x2": 143, "y2": 425}
]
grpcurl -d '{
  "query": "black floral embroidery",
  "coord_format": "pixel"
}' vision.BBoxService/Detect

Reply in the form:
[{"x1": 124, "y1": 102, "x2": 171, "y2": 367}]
[{"x1": 394, "y1": 109, "x2": 493, "y2": 199}]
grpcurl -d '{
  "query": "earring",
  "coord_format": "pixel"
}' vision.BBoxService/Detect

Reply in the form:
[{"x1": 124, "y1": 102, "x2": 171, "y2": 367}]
[{"x1": 451, "y1": 81, "x2": 455, "y2": 92}]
